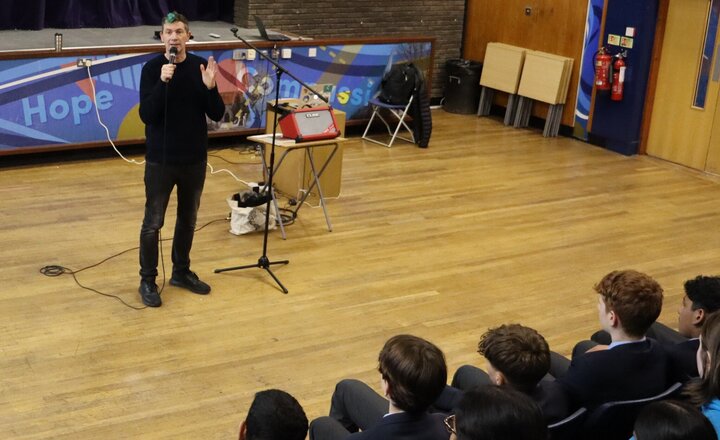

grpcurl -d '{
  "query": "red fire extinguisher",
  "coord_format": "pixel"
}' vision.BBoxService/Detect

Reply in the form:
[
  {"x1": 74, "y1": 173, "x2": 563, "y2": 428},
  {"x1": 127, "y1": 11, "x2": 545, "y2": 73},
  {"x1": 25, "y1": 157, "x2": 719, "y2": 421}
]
[
  {"x1": 611, "y1": 54, "x2": 626, "y2": 101},
  {"x1": 594, "y1": 47, "x2": 612, "y2": 91}
]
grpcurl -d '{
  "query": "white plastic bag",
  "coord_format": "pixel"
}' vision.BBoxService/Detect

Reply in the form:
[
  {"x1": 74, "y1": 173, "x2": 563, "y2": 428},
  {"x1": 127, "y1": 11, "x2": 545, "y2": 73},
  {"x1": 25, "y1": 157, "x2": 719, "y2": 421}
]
[{"x1": 227, "y1": 197, "x2": 277, "y2": 235}]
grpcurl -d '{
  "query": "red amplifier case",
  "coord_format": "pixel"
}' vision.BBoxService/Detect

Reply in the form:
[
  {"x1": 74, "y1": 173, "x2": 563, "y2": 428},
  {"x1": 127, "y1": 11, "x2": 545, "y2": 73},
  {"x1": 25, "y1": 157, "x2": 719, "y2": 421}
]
[{"x1": 278, "y1": 106, "x2": 340, "y2": 142}]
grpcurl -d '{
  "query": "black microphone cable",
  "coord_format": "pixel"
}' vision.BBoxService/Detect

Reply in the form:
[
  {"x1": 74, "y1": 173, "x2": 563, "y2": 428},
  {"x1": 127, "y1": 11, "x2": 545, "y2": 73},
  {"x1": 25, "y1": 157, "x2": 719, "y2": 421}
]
[
  {"x1": 162, "y1": 47, "x2": 177, "y2": 169},
  {"x1": 39, "y1": 218, "x2": 226, "y2": 310},
  {"x1": 153, "y1": 46, "x2": 177, "y2": 298}
]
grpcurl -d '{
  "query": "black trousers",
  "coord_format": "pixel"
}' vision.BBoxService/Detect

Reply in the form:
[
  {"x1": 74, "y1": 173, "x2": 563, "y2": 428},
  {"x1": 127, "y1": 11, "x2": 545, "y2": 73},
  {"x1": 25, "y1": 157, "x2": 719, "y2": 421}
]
[
  {"x1": 310, "y1": 379, "x2": 387, "y2": 440},
  {"x1": 139, "y1": 161, "x2": 206, "y2": 281}
]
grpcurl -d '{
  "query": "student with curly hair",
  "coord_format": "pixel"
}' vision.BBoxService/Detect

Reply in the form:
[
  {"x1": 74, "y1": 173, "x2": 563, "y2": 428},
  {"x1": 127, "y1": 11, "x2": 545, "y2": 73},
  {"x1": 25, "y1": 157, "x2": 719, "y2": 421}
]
[
  {"x1": 554, "y1": 270, "x2": 670, "y2": 409},
  {"x1": 438, "y1": 324, "x2": 568, "y2": 423}
]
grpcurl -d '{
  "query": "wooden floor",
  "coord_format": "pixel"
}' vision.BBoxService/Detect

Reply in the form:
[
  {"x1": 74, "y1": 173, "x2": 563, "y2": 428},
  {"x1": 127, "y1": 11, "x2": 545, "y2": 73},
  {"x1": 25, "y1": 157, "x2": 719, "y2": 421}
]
[{"x1": 2, "y1": 110, "x2": 720, "y2": 439}]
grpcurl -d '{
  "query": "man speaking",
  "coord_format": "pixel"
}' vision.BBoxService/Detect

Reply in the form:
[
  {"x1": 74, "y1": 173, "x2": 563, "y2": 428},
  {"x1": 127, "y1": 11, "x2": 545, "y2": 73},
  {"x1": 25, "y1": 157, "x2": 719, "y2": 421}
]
[{"x1": 138, "y1": 11, "x2": 225, "y2": 307}]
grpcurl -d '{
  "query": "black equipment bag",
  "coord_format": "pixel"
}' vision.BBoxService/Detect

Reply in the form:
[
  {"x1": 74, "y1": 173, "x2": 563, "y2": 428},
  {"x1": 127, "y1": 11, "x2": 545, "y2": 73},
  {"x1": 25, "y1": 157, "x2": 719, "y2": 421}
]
[{"x1": 379, "y1": 63, "x2": 418, "y2": 105}]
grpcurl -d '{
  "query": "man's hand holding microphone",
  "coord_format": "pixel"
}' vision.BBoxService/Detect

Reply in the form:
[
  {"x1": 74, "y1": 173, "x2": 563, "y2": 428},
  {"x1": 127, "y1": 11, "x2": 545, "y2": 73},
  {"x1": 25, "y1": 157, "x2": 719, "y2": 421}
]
[{"x1": 161, "y1": 47, "x2": 178, "y2": 83}]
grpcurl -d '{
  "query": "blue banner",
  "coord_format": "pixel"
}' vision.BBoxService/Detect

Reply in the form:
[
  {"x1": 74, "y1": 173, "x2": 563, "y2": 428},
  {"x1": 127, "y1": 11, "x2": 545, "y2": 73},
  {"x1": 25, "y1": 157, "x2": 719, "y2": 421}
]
[{"x1": 0, "y1": 42, "x2": 432, "y2": 152}]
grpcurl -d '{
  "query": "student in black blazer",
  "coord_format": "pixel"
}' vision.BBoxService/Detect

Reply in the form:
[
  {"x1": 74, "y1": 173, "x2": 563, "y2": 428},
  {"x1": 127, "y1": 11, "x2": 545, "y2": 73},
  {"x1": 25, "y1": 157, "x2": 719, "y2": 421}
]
[
  {"x1": 638, "y1": 275, "x2": 720, "y2": 382},
  {"x1": 667, "y1": 338, "x2": 701, "y2": 382},
  {"x1": 559, "y1": 337, "x2": 669, "y2": 407},
  {"x1": 309, "y1": 334, "x2": 450, "y2": 440},
  {"x1": 554, "y1": 270, "x2": 670, "y2": 409},
  {"x1": 573, "y1": 275, "x2": 720, "y2": 383},
  {"x1": 437, "y1": 324, "x2": 569, "y2": 423}
]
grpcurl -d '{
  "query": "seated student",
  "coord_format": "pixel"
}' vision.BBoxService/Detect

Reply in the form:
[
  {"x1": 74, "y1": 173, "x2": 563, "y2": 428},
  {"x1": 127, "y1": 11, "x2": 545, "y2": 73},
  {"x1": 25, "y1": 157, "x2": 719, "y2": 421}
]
[
  {"x1": 437, "y1": 324, "x2": 568, "y2": 423},
  {"x1": 553, "y1": 270, "x2": 670, "y2": 409},
  {"x1": 684, "y1": 311, "x2": 720, "y2": 436},
  {"x1": 309, "y1": 334, "x2": 449, "y2": 440},
  {"x1": 238, "y1": 389, "x2": 308, "y2": 440},
  {"x1": 585, "y1": 275, "x2": 720, "y2": 381},
  {"x1": 631, "y1": 400, "x2": 717, "y2": 440},
  {"x1": 446, "y1": 385, "x2": 547, "y2": 440}
]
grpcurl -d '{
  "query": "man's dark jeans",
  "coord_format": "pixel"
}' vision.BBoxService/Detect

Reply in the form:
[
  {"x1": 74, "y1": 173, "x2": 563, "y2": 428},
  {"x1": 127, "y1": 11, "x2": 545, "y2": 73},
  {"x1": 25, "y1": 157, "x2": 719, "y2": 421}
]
[{"x1": 139, "y1": 161, "x2": 206, "y2": 281}]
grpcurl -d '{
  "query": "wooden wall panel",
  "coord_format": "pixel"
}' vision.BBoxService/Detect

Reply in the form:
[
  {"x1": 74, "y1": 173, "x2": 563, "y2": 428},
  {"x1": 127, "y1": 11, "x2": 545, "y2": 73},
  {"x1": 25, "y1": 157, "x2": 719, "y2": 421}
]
[
  {"x1": 646, "y1": 0, "x2": 716, "y2": 170},
  {"x1": 707, "y1": 113, "x2": 720, "y2": 175},
  {"x1": 464, "y1": 0, "x2": 588, "y2": 126}
]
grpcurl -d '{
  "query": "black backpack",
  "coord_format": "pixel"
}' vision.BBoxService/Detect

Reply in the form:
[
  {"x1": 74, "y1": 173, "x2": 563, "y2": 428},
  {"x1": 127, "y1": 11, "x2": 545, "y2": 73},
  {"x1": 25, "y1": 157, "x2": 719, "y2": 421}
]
[{"x1": 379, "y1": 63, "x2": 417, "y2": 105}]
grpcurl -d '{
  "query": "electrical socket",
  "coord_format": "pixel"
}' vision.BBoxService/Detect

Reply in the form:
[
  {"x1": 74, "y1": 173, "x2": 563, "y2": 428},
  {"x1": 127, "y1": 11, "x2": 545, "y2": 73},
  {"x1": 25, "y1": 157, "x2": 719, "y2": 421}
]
[
  {"x1": 234, "y1": 49, "x2": 257, "y2": 61},
  {"x1": 76, "y1": 58, "x2": 92, "y2": 67}
]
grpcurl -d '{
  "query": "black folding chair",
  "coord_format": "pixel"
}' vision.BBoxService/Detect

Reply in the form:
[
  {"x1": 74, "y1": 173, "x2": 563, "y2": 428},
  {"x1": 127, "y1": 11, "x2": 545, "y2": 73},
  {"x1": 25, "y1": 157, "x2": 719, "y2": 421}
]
[
  {"x1": 548, "y1": 407, "x2": 588, "y2": 440},
  {"x1": 581, "y1": 382, "x2": 683, "y2": 440}
]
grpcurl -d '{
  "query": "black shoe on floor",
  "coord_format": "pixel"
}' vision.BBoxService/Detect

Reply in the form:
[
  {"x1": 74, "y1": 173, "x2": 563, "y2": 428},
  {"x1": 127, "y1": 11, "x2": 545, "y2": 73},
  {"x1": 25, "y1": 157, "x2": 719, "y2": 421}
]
[
  {"x1": 139, "y1": 280, "x2": 162, "y2": 307},
  {"x1": 170, "y1": 270, "x2": 211, "y2": 295}
]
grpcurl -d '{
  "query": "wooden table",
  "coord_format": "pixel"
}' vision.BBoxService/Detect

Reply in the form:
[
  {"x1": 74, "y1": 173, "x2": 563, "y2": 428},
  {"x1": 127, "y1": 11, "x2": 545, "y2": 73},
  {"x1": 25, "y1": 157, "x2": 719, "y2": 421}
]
[{"x1": 248, "y1": 134, "x2": 348, "y2": 239}]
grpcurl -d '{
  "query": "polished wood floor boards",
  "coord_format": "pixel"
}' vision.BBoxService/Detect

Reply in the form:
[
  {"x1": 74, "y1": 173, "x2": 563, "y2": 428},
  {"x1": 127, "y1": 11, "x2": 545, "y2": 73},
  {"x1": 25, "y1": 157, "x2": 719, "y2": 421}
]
[{"x1": 2, "y1": 111, "x2": 720, "y2": 439}]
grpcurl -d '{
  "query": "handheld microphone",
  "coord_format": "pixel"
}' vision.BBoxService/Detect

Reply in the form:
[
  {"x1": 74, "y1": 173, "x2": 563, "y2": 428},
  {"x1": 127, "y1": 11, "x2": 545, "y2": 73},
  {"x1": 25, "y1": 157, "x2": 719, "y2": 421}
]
[
  {"x1": 230, "y1": 27, "x2": 238, "y2": 36},
  {"x1": 168, "y1": 47, "x2": 178, "y2": 64}
]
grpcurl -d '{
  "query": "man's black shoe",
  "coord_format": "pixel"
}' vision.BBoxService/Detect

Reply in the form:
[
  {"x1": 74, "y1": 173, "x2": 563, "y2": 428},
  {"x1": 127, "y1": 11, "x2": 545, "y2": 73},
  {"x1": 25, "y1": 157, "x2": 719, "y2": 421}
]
[
  {"x1": 139, "y1": 280, "x2": 162, "y2": 307},
  {"x1": 170, "y1": 270, "x2": 211, "y2": 294}
]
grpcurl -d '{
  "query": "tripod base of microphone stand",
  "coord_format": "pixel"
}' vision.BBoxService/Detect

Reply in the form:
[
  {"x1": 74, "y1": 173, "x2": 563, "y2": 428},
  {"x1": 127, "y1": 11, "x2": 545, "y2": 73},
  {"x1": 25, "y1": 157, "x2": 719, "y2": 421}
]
[{"x1": 214, "y1": 256, "x2": 290, "y2": 294}]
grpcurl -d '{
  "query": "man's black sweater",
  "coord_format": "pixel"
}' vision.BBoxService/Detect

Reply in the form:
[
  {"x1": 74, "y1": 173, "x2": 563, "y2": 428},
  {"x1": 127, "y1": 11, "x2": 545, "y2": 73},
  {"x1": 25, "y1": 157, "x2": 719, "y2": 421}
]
[{"x1": 139, "y1": 52, "x2": 225, "y2": 165}]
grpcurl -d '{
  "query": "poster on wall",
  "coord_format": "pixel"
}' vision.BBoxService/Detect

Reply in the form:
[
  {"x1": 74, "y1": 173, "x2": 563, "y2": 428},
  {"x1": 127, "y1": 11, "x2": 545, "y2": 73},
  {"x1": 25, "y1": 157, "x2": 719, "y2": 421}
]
[
  {"x1": 0, "y1": 41, "x2": 432, "y2": 153},
  {"x1": 573, "y1": 0, "x2": 605, "y2": 141}
]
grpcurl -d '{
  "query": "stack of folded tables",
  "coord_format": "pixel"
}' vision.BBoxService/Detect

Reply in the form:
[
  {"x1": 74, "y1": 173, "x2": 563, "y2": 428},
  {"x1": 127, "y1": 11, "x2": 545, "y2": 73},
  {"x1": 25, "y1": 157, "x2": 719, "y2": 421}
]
[
  {"x1": 514, "y1": 50, "x2": 574, "y2": 137},
  {"x1": 477, "y1": 42, "x2": 526, "y2": 125}
]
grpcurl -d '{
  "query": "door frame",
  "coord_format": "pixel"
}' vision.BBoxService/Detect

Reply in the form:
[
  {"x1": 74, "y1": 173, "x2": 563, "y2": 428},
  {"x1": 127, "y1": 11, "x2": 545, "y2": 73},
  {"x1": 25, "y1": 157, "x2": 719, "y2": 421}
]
[{"x1": 638, "y1": 0, "x2": 669, "y2": 155}]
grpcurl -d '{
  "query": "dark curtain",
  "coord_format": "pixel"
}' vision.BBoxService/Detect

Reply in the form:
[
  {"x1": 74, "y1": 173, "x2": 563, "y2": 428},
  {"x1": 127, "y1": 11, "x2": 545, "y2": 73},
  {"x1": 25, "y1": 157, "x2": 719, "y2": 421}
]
[
  {"x1": 0, "y1": 0, "x2": 234, "y2": 30},
  {"x1": 1, "y1": 0, "x2": 46, "y2": 30}
]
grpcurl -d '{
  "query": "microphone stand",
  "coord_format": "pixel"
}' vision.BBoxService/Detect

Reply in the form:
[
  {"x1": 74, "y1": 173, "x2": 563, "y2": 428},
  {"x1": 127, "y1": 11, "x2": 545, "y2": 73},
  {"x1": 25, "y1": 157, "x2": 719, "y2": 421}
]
[{"x1": 214, "y1": 28, "x2": 331, "y2": 294}]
